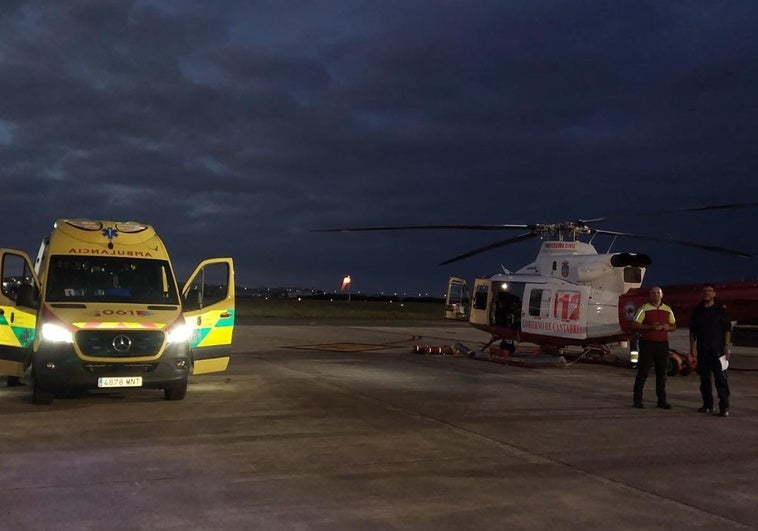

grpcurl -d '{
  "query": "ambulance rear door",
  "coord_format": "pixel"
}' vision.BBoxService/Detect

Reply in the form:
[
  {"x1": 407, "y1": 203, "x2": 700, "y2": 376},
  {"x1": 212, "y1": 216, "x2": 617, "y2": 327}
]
[
  {"x1": 181, "y1": 258, "x2": 235, "y2": 375},
  {"x1": 0, "y1": 249, "x2": 40, "y2": 377}
]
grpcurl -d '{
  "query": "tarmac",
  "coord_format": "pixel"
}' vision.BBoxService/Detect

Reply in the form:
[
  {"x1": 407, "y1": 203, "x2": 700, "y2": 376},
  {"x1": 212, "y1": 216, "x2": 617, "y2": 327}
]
[{"x1": 2, "y1": 323, "x2": 758, "y2": 530}]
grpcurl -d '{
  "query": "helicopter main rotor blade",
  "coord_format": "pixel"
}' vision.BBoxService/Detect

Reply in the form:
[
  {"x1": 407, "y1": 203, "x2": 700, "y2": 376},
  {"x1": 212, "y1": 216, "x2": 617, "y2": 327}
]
[
  {"x1": 312, "y1": 224, "x2": 531, "y2": 232},
  {"x1": 594, "y1": 229, "x2": 752, "y2": 258},
  {"x1": 575, "y1": 216, "x2": 609, "y2": 224},
  {"x1": 670, "y1": 201, "x2": 758, "y2": 213},
  {"x1": 579, "y1": 201, "x2": 758, "y2": 225},
  {"x1": 439, "y1": 232, "x2": 539, "y2": 266}
]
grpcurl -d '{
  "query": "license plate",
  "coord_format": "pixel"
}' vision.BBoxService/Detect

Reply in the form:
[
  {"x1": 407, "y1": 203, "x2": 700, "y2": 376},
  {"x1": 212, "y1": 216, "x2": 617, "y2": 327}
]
[{"x1": 97, "y1": 376, "x2": 143, "y2": 388}]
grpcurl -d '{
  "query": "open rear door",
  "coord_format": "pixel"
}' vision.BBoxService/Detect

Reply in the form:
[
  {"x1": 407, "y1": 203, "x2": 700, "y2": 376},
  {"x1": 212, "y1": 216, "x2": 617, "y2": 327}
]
[
  {"x1": 469, "y1": 278, "x2": 494, "y2": 326},
  {"x1": 181, "y1": 258, "x2": 235, "y2": 375},
  {"x1": 445, "y1": 277, "x2": 469, "y2": 320},
  {"x1": 0, "y1": 249, "x2": 39, "y2": 377}
]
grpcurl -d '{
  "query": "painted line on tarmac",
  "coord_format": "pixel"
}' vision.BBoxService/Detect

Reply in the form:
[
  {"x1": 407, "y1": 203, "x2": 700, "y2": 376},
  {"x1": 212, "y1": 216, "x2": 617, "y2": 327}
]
[
  {"x1": 286, "y1": 334, "x2": 424, "y2": 353},
  {"x1": 287, "y1": 342, "x2": 394, "y2": 352}
]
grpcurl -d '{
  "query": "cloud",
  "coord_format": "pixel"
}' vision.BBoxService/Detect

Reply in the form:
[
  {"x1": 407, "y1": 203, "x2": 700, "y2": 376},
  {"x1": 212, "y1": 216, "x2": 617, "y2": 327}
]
[{"x1": 0, "y1": 0, "x2": 756, "y2": 293}]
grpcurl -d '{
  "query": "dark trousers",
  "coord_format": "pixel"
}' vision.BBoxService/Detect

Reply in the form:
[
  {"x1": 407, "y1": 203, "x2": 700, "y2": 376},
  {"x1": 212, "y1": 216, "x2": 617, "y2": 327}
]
[
  {"x1": 633, "y1": 340, "x2": 669, "y2": 404},
  {"x1": 697, "y1": 354, "x2": 730, "y2": 410}
]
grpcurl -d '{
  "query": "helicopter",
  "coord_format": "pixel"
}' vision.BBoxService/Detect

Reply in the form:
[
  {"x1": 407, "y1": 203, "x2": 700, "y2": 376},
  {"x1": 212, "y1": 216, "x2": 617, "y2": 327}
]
[{"x1": 314, "y1": 203, "x2": 758, "y2": 360}]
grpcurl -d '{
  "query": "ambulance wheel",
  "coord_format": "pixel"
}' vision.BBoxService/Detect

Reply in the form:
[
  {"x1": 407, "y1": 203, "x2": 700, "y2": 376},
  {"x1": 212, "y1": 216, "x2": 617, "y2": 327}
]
[
  {"x1": 164, "y1": 379, "x2": 188, "y2": 401},
  {"x1": 32, "y1": 381, "x2": 54, "y2": 405}
]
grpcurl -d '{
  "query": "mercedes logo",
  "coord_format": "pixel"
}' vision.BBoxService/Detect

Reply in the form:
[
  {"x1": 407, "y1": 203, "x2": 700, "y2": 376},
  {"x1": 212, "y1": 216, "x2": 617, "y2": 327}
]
[{"x1": 112, "y1": 335, "x2": 132, "y2": 353}]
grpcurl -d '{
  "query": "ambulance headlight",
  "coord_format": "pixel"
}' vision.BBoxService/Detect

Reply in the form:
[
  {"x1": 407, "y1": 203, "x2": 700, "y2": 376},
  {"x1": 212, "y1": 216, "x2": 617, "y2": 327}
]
[
  {"x1": 166, "y1": 323, "x2": 191, "y2": 344},
  {"x1": 41, "y1": 323, "x2": 74, "y2": 343}
]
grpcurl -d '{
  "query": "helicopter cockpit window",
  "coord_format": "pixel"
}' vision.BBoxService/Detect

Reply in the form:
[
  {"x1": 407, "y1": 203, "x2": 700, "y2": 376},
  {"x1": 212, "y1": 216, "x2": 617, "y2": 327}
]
[
  {"x1": 623, "y1": 267, "x2": 643, "y2": 283},
  {"x1": 473, "y1": 285, "x2": 489, "y2": 310}
]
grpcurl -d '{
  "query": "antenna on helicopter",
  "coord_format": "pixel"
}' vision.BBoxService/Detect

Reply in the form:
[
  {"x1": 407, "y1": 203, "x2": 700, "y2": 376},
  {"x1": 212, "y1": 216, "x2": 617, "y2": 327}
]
[{"x1": 605, "y1": 234, "x2": 619, "y2": 253}]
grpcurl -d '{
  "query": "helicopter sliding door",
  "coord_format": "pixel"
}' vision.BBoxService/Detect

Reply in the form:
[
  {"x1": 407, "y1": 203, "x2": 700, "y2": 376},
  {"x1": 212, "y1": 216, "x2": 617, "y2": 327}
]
[
  {"x1": 445, "y1": 277, "x2": 469, "y2": 320},
  {"x1": 469, "y1": 278, "x2": 525, "y2": 329},
  {"x1": 469, "y1": 279, "x2": 493, "y2": 326}
]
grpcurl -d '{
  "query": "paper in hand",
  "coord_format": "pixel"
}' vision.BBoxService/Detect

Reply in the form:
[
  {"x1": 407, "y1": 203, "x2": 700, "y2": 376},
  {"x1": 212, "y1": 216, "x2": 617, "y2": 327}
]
[{"x1": 720, "y1": 355, "x2": 729, "y2": 371}]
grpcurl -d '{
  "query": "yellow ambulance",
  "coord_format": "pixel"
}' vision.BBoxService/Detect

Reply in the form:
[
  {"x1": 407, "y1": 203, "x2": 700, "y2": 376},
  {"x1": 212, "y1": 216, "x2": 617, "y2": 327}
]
[{"x1": 0, "y1": 219, "x2": 234, "y2": 404}]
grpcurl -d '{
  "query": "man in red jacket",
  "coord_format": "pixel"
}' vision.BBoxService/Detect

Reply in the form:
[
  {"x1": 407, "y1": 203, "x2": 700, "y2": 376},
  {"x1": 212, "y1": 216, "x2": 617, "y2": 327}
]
[{"x1": 632, "y1": 286, "x2": 676, "y2": 409}]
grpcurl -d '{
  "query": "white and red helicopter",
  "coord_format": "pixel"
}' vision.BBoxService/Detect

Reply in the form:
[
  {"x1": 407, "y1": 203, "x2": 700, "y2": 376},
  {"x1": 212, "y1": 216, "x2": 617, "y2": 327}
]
[{"x1": 315, "y1": 203, "x2": 758, "y2": 364}]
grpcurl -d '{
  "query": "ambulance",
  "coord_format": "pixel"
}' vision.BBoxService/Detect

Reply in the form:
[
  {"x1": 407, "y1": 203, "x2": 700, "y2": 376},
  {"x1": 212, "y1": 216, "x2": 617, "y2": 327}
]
[{"x1": 0, "y1": 219, "x2": 234, "y2": 404}]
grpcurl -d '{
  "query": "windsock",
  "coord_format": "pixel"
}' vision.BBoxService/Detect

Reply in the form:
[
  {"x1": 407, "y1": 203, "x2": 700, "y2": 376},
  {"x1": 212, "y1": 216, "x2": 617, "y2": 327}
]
[{"x1": 340, "y1": 275, "x2": 352, "y2": 291}]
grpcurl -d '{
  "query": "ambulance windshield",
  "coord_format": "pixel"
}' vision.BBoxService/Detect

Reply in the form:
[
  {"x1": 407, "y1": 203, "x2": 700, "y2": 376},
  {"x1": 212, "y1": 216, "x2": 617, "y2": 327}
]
[{"x1": 45, "y1": 256, "x2": 180, "y2": 305}]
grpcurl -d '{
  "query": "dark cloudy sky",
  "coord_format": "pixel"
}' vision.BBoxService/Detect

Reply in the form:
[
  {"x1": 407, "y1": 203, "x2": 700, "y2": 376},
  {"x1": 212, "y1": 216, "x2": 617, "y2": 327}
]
[{"x1": 2, "y1": 1, "x2": 756, "y2": 296}]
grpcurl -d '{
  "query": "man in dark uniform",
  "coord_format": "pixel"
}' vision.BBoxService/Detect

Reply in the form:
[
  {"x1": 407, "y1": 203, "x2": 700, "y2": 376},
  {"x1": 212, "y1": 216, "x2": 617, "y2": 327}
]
[
  {"x1": 632, "y1": 286, "x2": 676, "y2": 409},
  {"x1": 690, "y1": 285, "x2": 732, "y2": 417}
]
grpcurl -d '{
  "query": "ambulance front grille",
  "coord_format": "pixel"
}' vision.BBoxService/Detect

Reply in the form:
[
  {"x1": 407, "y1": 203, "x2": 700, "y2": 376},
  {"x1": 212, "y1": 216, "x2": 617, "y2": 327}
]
[
  {"x1": 82, "y1": 363, "x2": 160, "y2": 373},
  {"x1": 76, "y1": 330, "x2": 165, "y2": 358}
]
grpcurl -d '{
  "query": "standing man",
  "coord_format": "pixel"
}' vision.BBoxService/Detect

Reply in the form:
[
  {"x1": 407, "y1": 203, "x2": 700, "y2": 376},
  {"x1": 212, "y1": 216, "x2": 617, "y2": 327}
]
[
  {"x1": 632, "y1": 286, "x2": 676, "y2": 409},
  {"x1": 690, "y1": 285, "x2": 731, "y2": 417}
]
